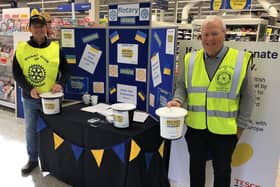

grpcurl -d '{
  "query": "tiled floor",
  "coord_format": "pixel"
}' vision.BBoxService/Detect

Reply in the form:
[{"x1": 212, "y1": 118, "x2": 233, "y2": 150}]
[{"x1": 0, "y1": 107, "x2": 71, "y2": 187}]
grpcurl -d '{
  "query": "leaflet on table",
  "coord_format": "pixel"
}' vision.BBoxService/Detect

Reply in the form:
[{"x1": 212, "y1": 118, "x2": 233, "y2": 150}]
[
  {"x1": 81, "y1": 103, "x2": 111, "y2": 113},
  {"x1": 151, "y1": 52, "x2": 162, "y2": 87},
  {"x1": 117, "y1": 84, "x2": 137, "y2": 104},
  {"x1": 61, "y1": 29, "x2": 75, "y2": 48},
  {"x1": 79, "y1": 44, "x2": 102, "y2": 74},
  {"x1": 117, "y1": 43, "x2": 138, "y2": 64},
  {"x1": 133, "y1": 111, "x2": 149, "y2": 123}
]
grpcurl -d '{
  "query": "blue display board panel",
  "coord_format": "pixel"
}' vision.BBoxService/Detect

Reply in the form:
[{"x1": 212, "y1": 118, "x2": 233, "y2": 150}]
[
  {"x1": 148, "y1": 28, "x2": 176, "y2": 118},
  {"x1": 108, "y1": 28, "x2": 149, "y2": 111},
  {"x1": 62, "y1": 28, "x2": 107, "y2": 102}
]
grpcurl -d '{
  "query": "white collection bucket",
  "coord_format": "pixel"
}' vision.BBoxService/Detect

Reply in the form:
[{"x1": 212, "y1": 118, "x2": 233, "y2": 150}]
[
  {"x1": 155, "y1": 107, "x2": 187, "y2": 139},
  {"x1": 111, "y1": 103, "x2": 136, "y2": 128},
  {"x1": 40, "y1": 92, "x2": 64, "y2": 115}
]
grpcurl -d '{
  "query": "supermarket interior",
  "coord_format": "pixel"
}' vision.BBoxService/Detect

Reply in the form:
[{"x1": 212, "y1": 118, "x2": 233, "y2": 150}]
[{"x1": 0, "y1": 0, "x2": 280, "y2": 187}]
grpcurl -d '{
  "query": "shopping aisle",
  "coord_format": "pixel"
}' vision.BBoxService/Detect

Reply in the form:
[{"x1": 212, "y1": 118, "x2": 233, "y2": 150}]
[{"x1": 0, "y1": 107, "x2": 70, "y2": 187}]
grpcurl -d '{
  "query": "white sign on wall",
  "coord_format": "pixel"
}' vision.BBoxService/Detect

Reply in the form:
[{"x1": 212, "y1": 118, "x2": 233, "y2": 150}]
[
  {"x1": 2, "y1": 8, "x2": 30, "y2": 20},
  {"x1": 118, "y1": 4, "x2": 139, "y2": 17}
]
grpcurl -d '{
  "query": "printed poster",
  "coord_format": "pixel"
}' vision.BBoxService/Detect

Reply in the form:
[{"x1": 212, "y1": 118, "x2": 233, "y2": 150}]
[
  {"x1": 61, "y1": 29, "x2": 75, "y2": 48},
  {"x1": 117, "y1": 84, "x2": 137, "y2": 104},
  {"x1": 117, "y1": 43, "x2": 138, "y2": 64},
  {"x1": 79, "y1": 44, "x2": 102, "y2": 74},
  {"x1": 151, "y1": 52, "x2": 162, "y2": 87},
  {"x1": 166, "y1": 28, "x2": 175, "y2": 55}
]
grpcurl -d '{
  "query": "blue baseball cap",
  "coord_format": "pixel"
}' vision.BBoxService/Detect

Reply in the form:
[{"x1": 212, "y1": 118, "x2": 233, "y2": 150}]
[{"x1": 29, "y1": 15, "x2": 47, "y2": 26}]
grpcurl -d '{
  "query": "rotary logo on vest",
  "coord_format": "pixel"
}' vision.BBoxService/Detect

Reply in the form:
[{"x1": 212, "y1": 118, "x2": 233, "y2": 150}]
[
  {"x1": 216, "y1": 71, "x2": 231, "y2": 85},
  {"x1": 215, "y1": 66, "x2": 233, "y2": 91},
  {"x1": 28, "y1": 64, "x2": 46, "y2": 87}
]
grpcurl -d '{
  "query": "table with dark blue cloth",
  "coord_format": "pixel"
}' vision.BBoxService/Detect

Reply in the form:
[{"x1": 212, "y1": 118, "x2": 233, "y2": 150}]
[{"x1": 38, "y1": 104, "x2": 170, "y2": 187}]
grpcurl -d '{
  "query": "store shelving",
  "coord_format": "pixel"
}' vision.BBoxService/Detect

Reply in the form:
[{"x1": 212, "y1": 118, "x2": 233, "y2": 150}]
[
  {"x1": 266, "y1": 25, "x2": 280, "y2": 42},
  {"x1": 176, "y1": 24, "x2": 192, "y2": 75},
  {"x1": 191, "y1": 17, "x2": 268, "y2": 41},
  {"x1": 177, "y1": 24, "x2": 192, "y2": 40},
  {"x1": 0, "y1": 33, "x2": 15, "y2": 109}
]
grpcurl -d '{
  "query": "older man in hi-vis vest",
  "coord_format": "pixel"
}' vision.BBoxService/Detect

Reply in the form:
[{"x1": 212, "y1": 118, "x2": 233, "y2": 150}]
[{"x1": 167, "y1": 16, "x2": 254, "y2": 187}]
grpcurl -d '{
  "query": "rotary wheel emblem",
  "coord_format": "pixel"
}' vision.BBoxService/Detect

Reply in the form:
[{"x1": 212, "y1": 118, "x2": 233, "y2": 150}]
[
  {"x1": 109, "y1": 9, "x2": 117, "y2": 21},
  {"x1": 141, "y1": 9, "x2": 149, "y2": 19},
  {"x1": 28, "y1": 64, "x2": 46, "y2": 84},
  {"x1": 216, "y1": 72, "x2": 231, "y2": 86}
]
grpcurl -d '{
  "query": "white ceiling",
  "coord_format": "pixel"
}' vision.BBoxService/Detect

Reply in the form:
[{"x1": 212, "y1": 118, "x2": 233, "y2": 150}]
[{"x1": 0, "y1": 0, "x2": 279, "y2": 23}]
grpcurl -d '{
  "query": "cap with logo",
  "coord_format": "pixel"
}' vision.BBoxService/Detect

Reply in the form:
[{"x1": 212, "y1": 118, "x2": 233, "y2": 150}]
[{"x1": 29, "y1": 15, "x2": 47, "y2": 26}]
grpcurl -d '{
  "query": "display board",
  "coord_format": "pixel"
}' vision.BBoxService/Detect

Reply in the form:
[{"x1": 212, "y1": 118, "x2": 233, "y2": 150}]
[
  {"x1": 148, "y1": 28, "x2": 176, "y2": 117},
  {"x1": 108, "y1": 28, "x2": 149, "y2": 111},
  {"x1": 169, "y1": 40, "x2": 280, "y2": 187},
  {"x1": 108, "y1": 2, "x2": 176, "y2": 113},
  {"x1": 61, "y1": 27, "x2": 107, "y2": 102}
]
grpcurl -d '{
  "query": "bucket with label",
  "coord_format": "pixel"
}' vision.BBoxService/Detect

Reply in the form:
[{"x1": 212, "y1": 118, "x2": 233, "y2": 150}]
[
  {"x1": 155, "y1": 107, "x2": 187, "y2": 139},
  {"x1": 111, "y1": 103, "x2": 136, "y2": 128},
  {"x1": 40, "y1": 92, "x2": 64, "y2": 115}
]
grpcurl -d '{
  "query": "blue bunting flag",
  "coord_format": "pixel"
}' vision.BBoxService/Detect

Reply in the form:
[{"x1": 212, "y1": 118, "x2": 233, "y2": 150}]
[
  {"x1": 71, "y1": 144, "x2": 83, "y2": 160},
  {"x1": 112, "y1": 143, "x2": 125, "y2": 163}
]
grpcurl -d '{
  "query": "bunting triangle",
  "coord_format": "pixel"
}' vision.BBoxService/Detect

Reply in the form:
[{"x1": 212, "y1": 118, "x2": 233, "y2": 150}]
[
  {"x1": 158, "y1": 140, "x2": 165, "y2": 158},
  {"x1": 37, "y1": 117, "x2": 47, "y2": 132},
  {"x1": 53, "y1": 133, "x2": 64, "y2": 150},
  {"x1": 91, "y1": 149, "x2": 104, "y2": 168},
  {"x1": 112, "y1": 143, "x2": 125, "y2": 163},
  {"x1": 145, "y1": 152, "x2": 154, "y2": 170},
  {"x1": 129, "y1": 140, "x2": 141, "y2": 162},
  {"x1": 71, "y1": 144, "x2": 83, "y2": 160}
]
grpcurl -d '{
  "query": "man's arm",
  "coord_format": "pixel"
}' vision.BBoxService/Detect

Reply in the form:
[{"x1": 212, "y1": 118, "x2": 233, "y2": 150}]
[
  {"x1": 12, "y1": 53, "x2": 33, "y2": 94},
  {"x1": 56, "y1": 49, "x2": 70, "y2": 86},
  {"x1": 237, "y1": 56, "x2": 255, "y2": 138},
  {"x1": 172, "y1": 54, "x2": 188, "y2": 105}
]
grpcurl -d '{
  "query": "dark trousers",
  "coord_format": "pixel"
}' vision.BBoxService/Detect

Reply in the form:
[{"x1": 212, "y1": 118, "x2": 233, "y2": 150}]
[{"x1": 185, "y1": 127, "x2": 238, "y2": 187}]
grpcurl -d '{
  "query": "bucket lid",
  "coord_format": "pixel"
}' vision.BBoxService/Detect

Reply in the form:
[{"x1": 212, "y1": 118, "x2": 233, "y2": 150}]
[
  {"x1": 155, "y1": 107, "x2": 187, "y2": 118},
  {"x1": 40, "y1": 92, "x2": 64, "y2": 99},
  {"x1": 111, "y1": 103, "x2": 136, "y2": 111}
]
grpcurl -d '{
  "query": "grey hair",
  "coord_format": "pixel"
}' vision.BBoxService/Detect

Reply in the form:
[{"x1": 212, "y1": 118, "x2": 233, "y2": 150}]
[{"x1": 201, "y1": 15, "x2": 226, "y2": 32}]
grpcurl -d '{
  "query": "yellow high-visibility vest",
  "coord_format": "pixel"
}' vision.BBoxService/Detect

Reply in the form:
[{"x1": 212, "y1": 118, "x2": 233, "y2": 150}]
[
  {"x1": 184, "y1": 48, "x2": 252, "y2": 134},
  {"x1": 16, "y1": 41, "x2": 60, "y2": 93}
]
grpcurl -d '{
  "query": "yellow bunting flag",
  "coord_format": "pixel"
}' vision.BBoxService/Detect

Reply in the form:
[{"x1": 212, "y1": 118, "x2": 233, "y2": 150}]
[
  {"x1": 163, "y1": 68, "x2": 171, "y2": 75},
  {"x1": 91, "y1": 149, "x2": 104, "y2": 168},
  {"x1": 129, "y1": 140, "x2": 141, "y2": 161},
  {"x1": 110, "y1": 87, "x2": 116, "y2": 95},
  {"x1": 138, "y1": 92, "x2": 145, "y2": 101},
  {"x1": 158, "y1": 140, "x2": 165, "y2": 158},
  {"x1": 53, "y1": 133, "x2": 64, "y2": 150}
]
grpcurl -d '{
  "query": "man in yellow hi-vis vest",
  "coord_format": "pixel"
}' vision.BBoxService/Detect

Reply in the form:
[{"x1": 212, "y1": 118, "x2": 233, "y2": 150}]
[
  {"x1": 12, "y1": 14, "x2": 70, "y2": 175},
  {"x1": 167, "y1": 16, "x2": 254, "y2": 187}
]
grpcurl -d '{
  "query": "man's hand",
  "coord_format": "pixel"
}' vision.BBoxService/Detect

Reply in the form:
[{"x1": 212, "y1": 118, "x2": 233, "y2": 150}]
[
  {"x1": 167, "y1": 100, "x2": 182, "y2": 107},
  {"x1": 51, "y1": 84, "x2": 63, "y2": 93},
  {"x1": 30, "y1": 88, "x2": 40, "y2": 99},
  {"x1": 237, "y1": 128, "x2": 244, "y2": 139}
]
